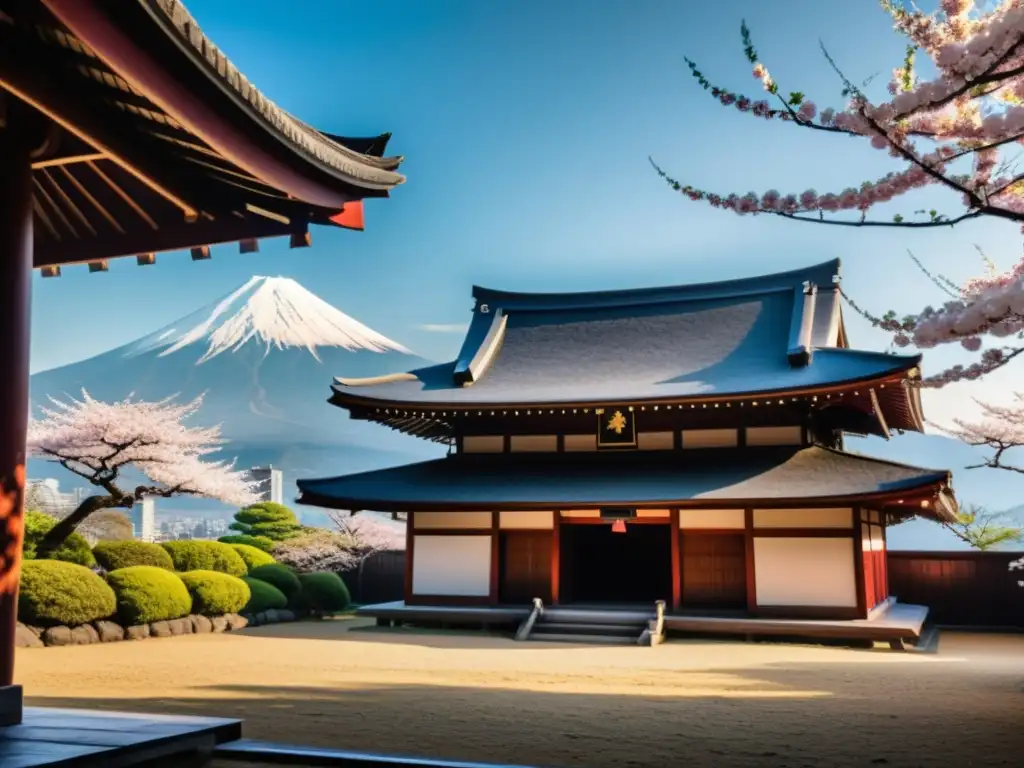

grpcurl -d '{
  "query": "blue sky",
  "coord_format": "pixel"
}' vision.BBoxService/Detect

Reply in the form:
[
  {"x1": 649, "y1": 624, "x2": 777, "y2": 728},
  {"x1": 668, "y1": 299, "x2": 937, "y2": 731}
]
[{"x1": 29, "y1": 0, "x2": 1021, "y2": 425}]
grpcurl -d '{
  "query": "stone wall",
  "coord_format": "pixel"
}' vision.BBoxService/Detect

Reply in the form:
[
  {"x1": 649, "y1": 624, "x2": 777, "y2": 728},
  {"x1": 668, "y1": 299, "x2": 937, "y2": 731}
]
[{"x1": 16, "y1": 609, "x2": 297, "y2": 648}]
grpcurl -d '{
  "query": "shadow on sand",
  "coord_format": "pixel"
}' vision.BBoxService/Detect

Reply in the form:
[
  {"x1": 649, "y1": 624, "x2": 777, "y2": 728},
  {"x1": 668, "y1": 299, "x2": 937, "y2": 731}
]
[{"x1": 27, "y1": 648, "x2": 1023, "y2": 768}]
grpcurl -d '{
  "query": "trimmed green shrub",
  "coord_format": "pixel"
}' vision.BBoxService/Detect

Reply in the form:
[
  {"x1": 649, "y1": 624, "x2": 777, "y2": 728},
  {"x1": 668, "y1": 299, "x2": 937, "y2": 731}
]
[
  {"x1": 296, "y1": 572, "x2": 350, "y2": 613},
  {"x1": 18, "y1": 560, "x2": 115, "y2": 627},
  {"x1": 241, "y1": 576, "x2": 288, "y2": 615},
  {"x1": 178, "y1": 570, "x2": 250, "y2": 616},
  {"x1": 229, "y1": 543, "x2": 275, "y2": 572},
  {"x1": 218, "y1": 534, "x2": 275, "y2": 553},
  {"x1": 161, "y1": 540, "x2": 247, "y2": 577},
  {"x1": 230, "y1": 502, "x2": 304, "y2": 541},
  {"x1": 93, "y1": 540, "x2": 174, "y2": 572},
  {"x1": 247, "y1": 563, "x2": 302, "y2": 603},
  {"x1": 23, "y1": 510, "x2": 96, "y2": 567},
  {"x1": 106, "y1": 566, "x2": 192, "y2": 625}
]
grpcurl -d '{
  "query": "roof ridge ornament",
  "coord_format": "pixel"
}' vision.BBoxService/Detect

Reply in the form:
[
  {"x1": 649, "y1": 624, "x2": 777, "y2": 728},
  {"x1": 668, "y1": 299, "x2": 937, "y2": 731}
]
[
  {"x1": 453, "y1": 308, "x2": 506, "y2": 387},
  {"x1": 787, "y1": 281, "x2": 818, "y2": 368}
]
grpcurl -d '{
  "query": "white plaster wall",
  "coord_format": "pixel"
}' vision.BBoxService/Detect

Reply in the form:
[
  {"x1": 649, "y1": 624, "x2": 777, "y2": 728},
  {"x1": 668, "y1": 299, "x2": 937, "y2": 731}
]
[
  {"x1": 509, "y1": 435, "x2": 558, "y2": 452},
  {"x1": 870, "y1": 524, "x2": 885, "y2": 552},
  {"x1": 682, "y1": 429, "x2": 738, "y2": 448},
  {"x1": 678, "y1": 509, "x2": 745, "y2": 529},
  {"x1": 563, "y1": 434, "x2": 597, "y2": 452},
  {"x1": 745, "y1": 426, "x2": 804, "y2": 446},
  {"x1": 412, "y1": 535, "x2": 491, "y2": 596},
  {"x1": 560, "y1": 510, "x2": 600, "y2": 518},
  {"x1": 462, "y1": 435, "x2": 504, "y2": 454},
  {"x1": 414, "y1": 511, "x2": 492, "y2": 529},
  {"x1": 636, "y1": 509, "x2": 670, "y2": 519},
  {"x1": 637, "y1": 432, "x2": 674, "y2": 451},
  {"x1": 869, "y1": 510, "x2": 881, "y2": 524},
  {"x1": 753, "y1": 508, "x2": 853, "y2": 529},
  {"x1": 753, "y1": 537, "x2": 857, "y2": 607},
  {"x1": 499, "y1": 511, "x2": 554, "y2": 529}
]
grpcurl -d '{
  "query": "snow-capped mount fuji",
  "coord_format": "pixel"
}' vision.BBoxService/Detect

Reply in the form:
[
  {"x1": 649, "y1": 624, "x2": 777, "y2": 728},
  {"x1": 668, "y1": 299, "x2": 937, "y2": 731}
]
[
  {"x1": 128, "y1": 275, "x2": 413, "y2": 363},
  {"x1": 30, "y1": 277, "x2": 442, "y2": 515}
]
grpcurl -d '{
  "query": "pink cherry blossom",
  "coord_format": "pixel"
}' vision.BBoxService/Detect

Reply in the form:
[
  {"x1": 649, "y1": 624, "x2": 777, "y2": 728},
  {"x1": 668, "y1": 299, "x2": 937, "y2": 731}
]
[{"x1": 28, "y1": 391, "x2": 260, "y2": 507}]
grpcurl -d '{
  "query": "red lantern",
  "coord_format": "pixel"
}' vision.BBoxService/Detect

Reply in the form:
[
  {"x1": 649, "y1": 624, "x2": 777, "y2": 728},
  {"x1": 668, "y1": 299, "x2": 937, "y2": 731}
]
[{"x1": 611, "y1": 519, "x2": 627, "y2": 534}]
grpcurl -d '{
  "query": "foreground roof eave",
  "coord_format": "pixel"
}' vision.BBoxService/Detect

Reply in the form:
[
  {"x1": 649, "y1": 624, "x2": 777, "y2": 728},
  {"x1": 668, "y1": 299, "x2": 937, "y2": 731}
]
[
  {"x1": 43, "y1": 0, "x2": 405, "y2": 210},
  {"x1": 327, "y1": 355, "x2": 922, "y2": 412}
]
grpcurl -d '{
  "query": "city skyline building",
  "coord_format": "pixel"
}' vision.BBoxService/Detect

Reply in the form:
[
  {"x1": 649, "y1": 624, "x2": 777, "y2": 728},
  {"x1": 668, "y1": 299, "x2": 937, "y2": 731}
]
[
  {"x1": 248, "y1": 466, "x2": 284, "y2": 505},
  {"x1": 131, "y1": 497, "x2": 157, "y2": 543}
]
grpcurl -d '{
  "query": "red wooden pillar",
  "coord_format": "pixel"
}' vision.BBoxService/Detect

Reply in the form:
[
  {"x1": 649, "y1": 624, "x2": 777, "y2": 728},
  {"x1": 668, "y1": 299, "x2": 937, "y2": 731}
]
[
  {"x1": 550, "y1": 511, "x2": 560, "y2": 605},
  {"x1": 403, "y1": 512, "x2": 415, "y2": 603},
  {"x1": 0, "y1": 97, "x2": 35, "y2": 725},
  {"x1": 669, "y1": 509, "x2": 681, "y2": 610}
]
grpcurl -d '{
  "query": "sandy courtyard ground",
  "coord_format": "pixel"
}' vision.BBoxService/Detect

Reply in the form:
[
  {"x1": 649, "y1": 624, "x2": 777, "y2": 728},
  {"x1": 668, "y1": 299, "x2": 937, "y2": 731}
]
[{"x1": 14, "y1": 618, "x2": 1024, "y2": 768}]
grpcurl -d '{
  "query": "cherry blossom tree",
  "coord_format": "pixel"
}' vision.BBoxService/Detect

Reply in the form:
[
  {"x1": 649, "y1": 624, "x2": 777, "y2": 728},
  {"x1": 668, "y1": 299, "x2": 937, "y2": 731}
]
[
  {"x1": 652, "y1": 0, "x2": 1024, "y2": 387},
  {"x1": 28, "y1": 391, "x2": 258, "y2": 557},
  {"x1": 940, "y1": 389, "x2": 1024, "y2": 471}
]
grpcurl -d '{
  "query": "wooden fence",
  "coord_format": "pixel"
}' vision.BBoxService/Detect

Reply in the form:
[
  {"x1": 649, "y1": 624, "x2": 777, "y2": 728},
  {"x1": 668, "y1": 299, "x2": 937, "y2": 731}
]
[
  {"x1": 336, "y1": 549, "x2": 1023, "y2": 628},
  {"x1": 887, "y1": 551, "x2": 1023, "y2": 628},
  {"x1": 339, "y1": 549, "x2": 406, "y2": 606}
]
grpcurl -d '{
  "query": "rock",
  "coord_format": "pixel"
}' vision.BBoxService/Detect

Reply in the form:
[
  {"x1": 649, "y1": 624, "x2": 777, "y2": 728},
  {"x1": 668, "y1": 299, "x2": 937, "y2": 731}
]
[
  {"x1": 71, "y1": 624, "x2": 100, "y2": 645},
  {"x1": 15, "y1": 623, "x2": 43, "y2": 649},
  {"x1": 42, "y1": 626, "x2": 73, "y2": 647},
  {"x1": 210, "y1": 616, "x2": 228, "y2": 633},
  {"x1": 125, "y1": 624, "x2": 150, "y2": 641},
  {"x1": 189, "y1": 615, "x2": 213, "y2": 634},
  {"x1": 255, "y1": 611, "x2": 269, "y2": 626},
  {"x1": 277, "y1": 609, "x2": 296, "y2": 623},
  {"x1": 224, "y1": 613, "x2": 248, "y2": 631},
  {"x1": 94, "y1": 620, "x2": 125, "y2": 643},
  {"x1": 24, "y1": 624, "x2": 43, "y2": 638},
  {"x1": 149, "y1": 620, "x2": 172, "y2": 638},
  {"x1": 263, "y1": 609, "x2": 281, "y2": 624},
  {"x1": 167, "y1": 618, "x2": 189, "y2": 636}
]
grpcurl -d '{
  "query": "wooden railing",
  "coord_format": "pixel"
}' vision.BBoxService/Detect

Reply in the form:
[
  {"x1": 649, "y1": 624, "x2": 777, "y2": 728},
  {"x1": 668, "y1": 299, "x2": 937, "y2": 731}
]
[
  {"x1": 638, "y1": 599, "x2": 666, "y2": 646},
  {"x1": 515, "y1": 597, "x2": 544, "y2": 641}
]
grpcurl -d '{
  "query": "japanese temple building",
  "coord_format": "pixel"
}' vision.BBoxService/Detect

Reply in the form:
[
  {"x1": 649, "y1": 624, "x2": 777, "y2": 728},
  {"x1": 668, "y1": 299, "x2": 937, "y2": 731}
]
[
  {"x1": 1, "y1": 0, "x2": 403, "y2": 737},
  {"x1": 298, "y1": 259, "x2": 958, "y2": 631}
]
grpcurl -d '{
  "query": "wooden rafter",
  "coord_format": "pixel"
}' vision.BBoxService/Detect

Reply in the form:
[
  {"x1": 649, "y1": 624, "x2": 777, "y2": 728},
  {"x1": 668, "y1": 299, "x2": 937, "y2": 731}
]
[
  {"x1": 868, "y1": 388, "x2": 890, "y2": 440},
  {"x1": 58, "y1": 165, "x2": 124, "y2": 233},
  {"x1": 38, "y1": 168, "x2": 96, "y2": 235},
  {"x1": 31, "y1": 152, "x2": 106, "y2": 169},
  {"x1": 33, "y1": 177, "x2": 78, "y2": 238},
  {"x1": 85, "y1": 159, "x2": 158, "y2": 229}
]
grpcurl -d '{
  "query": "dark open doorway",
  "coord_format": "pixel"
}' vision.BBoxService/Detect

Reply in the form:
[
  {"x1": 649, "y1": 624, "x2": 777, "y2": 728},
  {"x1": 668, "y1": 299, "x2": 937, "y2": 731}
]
[{"x1": 559, "y1": 523, "x2": 672, "y2": 604}]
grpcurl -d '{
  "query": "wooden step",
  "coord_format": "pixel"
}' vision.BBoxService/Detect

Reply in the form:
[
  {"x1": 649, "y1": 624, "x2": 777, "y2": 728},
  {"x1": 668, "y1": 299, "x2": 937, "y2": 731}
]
[
  {"x1": 541, "y1": 608, "x2": 652, "y2": 625},
  {"x1": 532, "y1": 621, "x2": 642, "y2": 637},
  {"x1": 526, "y1": 632, "x2": 637, "y2": 645}
]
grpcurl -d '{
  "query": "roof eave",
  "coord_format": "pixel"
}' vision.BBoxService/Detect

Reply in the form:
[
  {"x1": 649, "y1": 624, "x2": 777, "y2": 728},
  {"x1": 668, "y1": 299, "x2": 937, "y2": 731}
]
[
  {"x1": 43, "y1": 0, "x2": 404, "y2": 211},
  {"x1": 325, "y1": 362, "x2": 923, "y2": 414},
  {"x1": 295, "y1": 478, "x2": 952, "y2": 514}
]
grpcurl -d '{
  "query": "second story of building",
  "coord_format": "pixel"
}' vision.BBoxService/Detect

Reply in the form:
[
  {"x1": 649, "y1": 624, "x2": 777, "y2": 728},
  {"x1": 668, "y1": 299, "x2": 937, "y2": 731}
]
[{"x1": 326, "y1": 259, "x2": 925, "y2": 453}]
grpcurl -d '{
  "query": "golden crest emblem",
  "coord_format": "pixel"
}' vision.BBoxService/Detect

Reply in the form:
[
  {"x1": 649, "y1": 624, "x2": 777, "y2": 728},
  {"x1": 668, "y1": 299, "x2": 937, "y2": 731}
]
[{"x1": 606, "y1": 410, "x2": 628, "y2": 434}]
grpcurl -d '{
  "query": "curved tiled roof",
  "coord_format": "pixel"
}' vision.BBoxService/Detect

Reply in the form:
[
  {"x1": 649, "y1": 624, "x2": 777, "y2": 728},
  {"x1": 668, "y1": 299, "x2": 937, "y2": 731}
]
[
  {"x1": 331, "y1": 259, "x2": 919, "y2": 408},
  {"x1": 147, "y1": 0, "x2": 405, "y2": 190},
  {"x1": 296, "y1": 446, "x2": 955, "y2": 520}
]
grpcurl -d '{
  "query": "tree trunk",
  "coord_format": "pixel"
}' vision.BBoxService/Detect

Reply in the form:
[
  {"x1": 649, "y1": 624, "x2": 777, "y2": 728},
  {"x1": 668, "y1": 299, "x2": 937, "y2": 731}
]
[{"x1": 35, "y1": 495, "x2": 116, "y2": 558}]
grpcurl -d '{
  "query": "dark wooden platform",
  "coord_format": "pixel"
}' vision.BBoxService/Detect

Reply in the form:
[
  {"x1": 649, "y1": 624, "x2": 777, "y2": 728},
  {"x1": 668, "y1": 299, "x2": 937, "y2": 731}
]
[
  {"x1": 215, "y1": 738, "x2": 541, "y2": 767},
  {"x1": 663, "y1": 602, "x2": 929, "y2": 642},
  {"x1": 356, "y1": 602, "x2": 531, "y2": 625},
  {"x1": 0, "y1": 707, "x2": 241, "y2": 767},
  {"x1": 357, "y1": 600, "x2": 929, "y2": 644}
]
